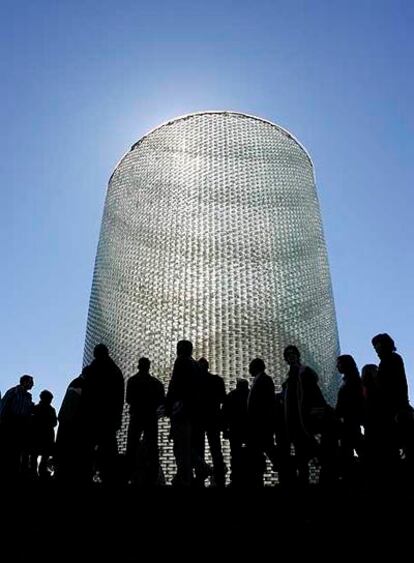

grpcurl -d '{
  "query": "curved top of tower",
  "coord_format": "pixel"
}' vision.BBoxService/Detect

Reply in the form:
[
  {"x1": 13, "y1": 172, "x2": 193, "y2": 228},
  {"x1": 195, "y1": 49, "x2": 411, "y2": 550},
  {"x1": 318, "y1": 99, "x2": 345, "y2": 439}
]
[{"x1": 111, "y1": 111, "x2": 313, "y2": 179}]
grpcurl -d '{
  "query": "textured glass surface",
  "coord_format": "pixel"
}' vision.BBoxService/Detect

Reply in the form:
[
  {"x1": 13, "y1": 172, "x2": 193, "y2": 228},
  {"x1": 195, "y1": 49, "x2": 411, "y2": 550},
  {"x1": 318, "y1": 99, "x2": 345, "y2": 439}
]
[{"x1": 84, "y1": 111, "x2": 340, "y2": 482}]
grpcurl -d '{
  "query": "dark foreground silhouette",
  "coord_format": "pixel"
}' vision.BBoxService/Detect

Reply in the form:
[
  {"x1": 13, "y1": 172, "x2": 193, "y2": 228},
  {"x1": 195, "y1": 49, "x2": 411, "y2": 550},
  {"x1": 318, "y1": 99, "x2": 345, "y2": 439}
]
[
  {"x1": 0, "y1": 478, "x2": 413, "y2": 561},
  {"x1": 1, "y1": 334, "x2": 413, "y2": 561}
]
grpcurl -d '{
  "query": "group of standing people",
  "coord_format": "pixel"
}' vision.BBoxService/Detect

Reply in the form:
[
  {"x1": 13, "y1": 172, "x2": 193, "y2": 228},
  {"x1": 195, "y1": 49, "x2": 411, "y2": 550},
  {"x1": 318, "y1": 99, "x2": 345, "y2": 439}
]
[
  {"x1": 162, "y1": 333, "x2": 413, "y2": 488},
  {"x1": 0, "y1": 332, "x2": 412, "y2": 488},
  {"x1": 0, "y1": 376, "x2": 57, "y2": 480}
]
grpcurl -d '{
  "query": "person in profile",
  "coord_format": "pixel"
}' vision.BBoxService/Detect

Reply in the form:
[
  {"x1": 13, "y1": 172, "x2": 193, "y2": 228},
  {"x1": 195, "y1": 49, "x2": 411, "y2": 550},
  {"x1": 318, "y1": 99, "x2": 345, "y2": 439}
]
[
  {"x1": 335, "y1": 355, "x2": 364, "y2": 483},
  {"x1": 166, "y1": 340, "x2": 203, "y2": 487},
  {"x1": 55, "y1": 367, "x2": 89, "y2": 484},
  {"x1": 126, "y1": 357, "x2": 165, "y2": 486},
  {"x1": 31, "y1": 390, "x2": 57, "y2": 479},
  {"x1": 222, "y1": 378, "x2": 249, "y2": 487},
  {"x1": 198, "y1": 357, "x2": 227, "y2": 487},
  {"x1": 82, "y1": 344, "x2": 124, "y2": 484},
  {"x1": 371, "y1": 333, "x2": 411, "y2": 479},
  {"x1": 0, "y1": 375, "x2": 34, "y2": 480},
  {"x1": 246, "y1": 358, "x2": 279, "y2": 486},
  {"x1": 280, "y1": 345, "x2": 333, "y2": 487}
]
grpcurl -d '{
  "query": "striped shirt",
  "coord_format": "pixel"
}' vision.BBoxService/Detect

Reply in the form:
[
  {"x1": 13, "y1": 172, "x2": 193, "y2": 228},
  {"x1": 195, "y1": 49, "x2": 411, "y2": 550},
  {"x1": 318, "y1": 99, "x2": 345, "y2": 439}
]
[{"x1": 0, "y1": 385, "x2": 34, "y2": 420}]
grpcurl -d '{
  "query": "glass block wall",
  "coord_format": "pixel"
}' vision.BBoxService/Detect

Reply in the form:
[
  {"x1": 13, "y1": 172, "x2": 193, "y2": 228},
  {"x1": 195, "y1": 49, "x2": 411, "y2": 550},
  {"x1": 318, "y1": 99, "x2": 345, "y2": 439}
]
[{"x1": 84, "y1": 111, "x2": 340, "y2": 482}]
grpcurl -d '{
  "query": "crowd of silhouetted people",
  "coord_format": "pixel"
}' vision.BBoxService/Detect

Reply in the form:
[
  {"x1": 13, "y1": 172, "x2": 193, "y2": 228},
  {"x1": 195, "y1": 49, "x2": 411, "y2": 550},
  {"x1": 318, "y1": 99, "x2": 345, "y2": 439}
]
[{"x1": 0, "y1": 332, "x2": 413, "y2": 489}]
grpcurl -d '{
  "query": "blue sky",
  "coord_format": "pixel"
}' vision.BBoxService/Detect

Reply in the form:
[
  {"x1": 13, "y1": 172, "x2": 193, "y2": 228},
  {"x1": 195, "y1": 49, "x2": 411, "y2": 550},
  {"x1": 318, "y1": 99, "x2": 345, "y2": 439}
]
[{"x1": 1, "y1": 0, "x2": 413, "y2": 408}]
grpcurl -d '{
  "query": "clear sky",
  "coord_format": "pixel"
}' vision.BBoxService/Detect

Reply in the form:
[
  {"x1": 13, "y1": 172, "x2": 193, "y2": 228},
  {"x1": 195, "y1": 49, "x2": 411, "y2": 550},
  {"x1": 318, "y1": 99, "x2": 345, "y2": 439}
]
[{"x1": 1, "y1": 0, "x2": 413, "y2": 409}]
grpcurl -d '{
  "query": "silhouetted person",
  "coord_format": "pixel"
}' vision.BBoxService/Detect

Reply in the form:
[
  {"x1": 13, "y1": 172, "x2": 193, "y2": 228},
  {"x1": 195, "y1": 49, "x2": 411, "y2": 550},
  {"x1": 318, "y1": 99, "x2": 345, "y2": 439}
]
[
  {"x1": 55, "y1": 368, "x2": 89, "y2": 483},
  {"x1": 198, "y1": 357, "x2": 227, "y2": 487},
  {"x1": 246, "y1": 358, "x2": 278, "y2": 486},
  {"x1": 83, "y1": 344, "x2": 124, "y2": 484},
  {"x1": 281, "y1": 346, "x2": 334, "y2": 487},
  {"x1": 372, "y1": 333, "x2": 411, "y2": 480},
  {"x1": 360, "y1": 363, "x2": 380, "y2": 477},
  {"x1": 126, "y1": 357, "x2": 165, "y2": 486},
  {"x1": 336, "y1": 355, "x2": 364, "y2": 483},
  {"x1": 0, "y1": 375, "x2": 34, "y2": 480},
  {"x1": 31, "y1": 390, "x2": 57, "y2": 479},
  {"x1": 361, "y1": 364, "x2": 378, "y2": 403},
  {"x1": 372, "y1": 333, "x2": 409, "y2": 415},
  {"x1": 166, "y1": 340, "x2": 205, "y2": 487},
  {"x1": 222, "y1": 378, "x2": 249, "y2": 487}
]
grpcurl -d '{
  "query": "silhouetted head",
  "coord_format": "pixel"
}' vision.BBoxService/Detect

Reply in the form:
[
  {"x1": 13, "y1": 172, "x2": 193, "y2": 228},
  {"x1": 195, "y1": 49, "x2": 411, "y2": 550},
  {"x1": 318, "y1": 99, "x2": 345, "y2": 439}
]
[
  {"x1": 93, "y1": 343, "x2": 109, "y2": 360},
  {"x1": 372, "y1": 333, "x2": 396, "y2": 359},
  {"x1": 361, "y1": 364, "x2": 378, "y2": 389},
  {"x1": 40, "y1": 390, "x2": 53, "y2": 404},
  {"x1": 236, "y1": 378, "x2": 249, "y2": 392},
  {"x1": 283, "y1": 345, "x2": 301, "y2": 366},
  {"x1": 138, "y1": 357, "x2": 151, "y2": 373},
  {"x1": 20, "y1": 375, "x2": 34, "y2": 390},
  {"x1": 337, "y1": 354, "x2": 360, "y2": 379},
  {"x1": 198, "y1": 357, "x2": 209, "y2": 373},
  {"x1": 249, "y1": 358, "x2": 265, "y2": 377},
  {"x1": 176, "y1": 340, "x2": 193, "y2": 358}
]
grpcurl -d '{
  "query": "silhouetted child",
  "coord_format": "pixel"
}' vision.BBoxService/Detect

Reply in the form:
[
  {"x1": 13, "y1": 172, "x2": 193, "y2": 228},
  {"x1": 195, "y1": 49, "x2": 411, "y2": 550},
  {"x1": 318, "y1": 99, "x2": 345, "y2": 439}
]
[{"x1": 31, "y1": 390, "x2": 57, "y2": 479}]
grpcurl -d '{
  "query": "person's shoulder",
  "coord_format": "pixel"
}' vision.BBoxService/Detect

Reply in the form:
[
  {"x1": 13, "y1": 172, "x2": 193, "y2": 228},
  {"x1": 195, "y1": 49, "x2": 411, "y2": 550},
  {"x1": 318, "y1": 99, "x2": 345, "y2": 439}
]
[
  {"x1": 391, "y1": 353, "x2": 407, "y2": 376},
  {"x1": 174, "y1": 356, "x2": 197, "y2": 373},
  {"x1": 392, "y1": 352, "x2": 404, "y2": 365},
  {"x1": 255, "y1": 372, "x2": 273, "y2": 389},
  {"x1": 262, "y1": 372, "x2": 274, "y2": 383},
  {"x1": 217, "y1": 374, "x2": 226, "y2": 390},
  {"x1": 301, "y1": 366, "x2": 319, "y2": 383},
  {"x1": 173, "y1": 356, "x2": 187, "y2": 368},
  {"x1": 2, "y1": 386, "x2": 16, "y2": 398},
  {"x1": 208, "y1": 372, "x2": 223, "y2": 383},
  {"x1": 112, "y1": 361, "x2": 123, "y2": 378},
  {"x1": 150, "y1": 375, "x2": 164, "y2": 386},
  {"x1": 69, "y1": 375, "x2": 84, "y2": 387},
  {"x1": 264, "y1": 373, "x2": 276, "y2": 390}
]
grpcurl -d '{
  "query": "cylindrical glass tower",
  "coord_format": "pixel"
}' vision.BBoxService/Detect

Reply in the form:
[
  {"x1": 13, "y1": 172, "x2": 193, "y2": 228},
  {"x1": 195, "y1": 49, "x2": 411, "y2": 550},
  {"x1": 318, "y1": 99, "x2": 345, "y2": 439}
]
[{"x1": 84, "y1": 111, "x2": 340, "y2": 476}]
